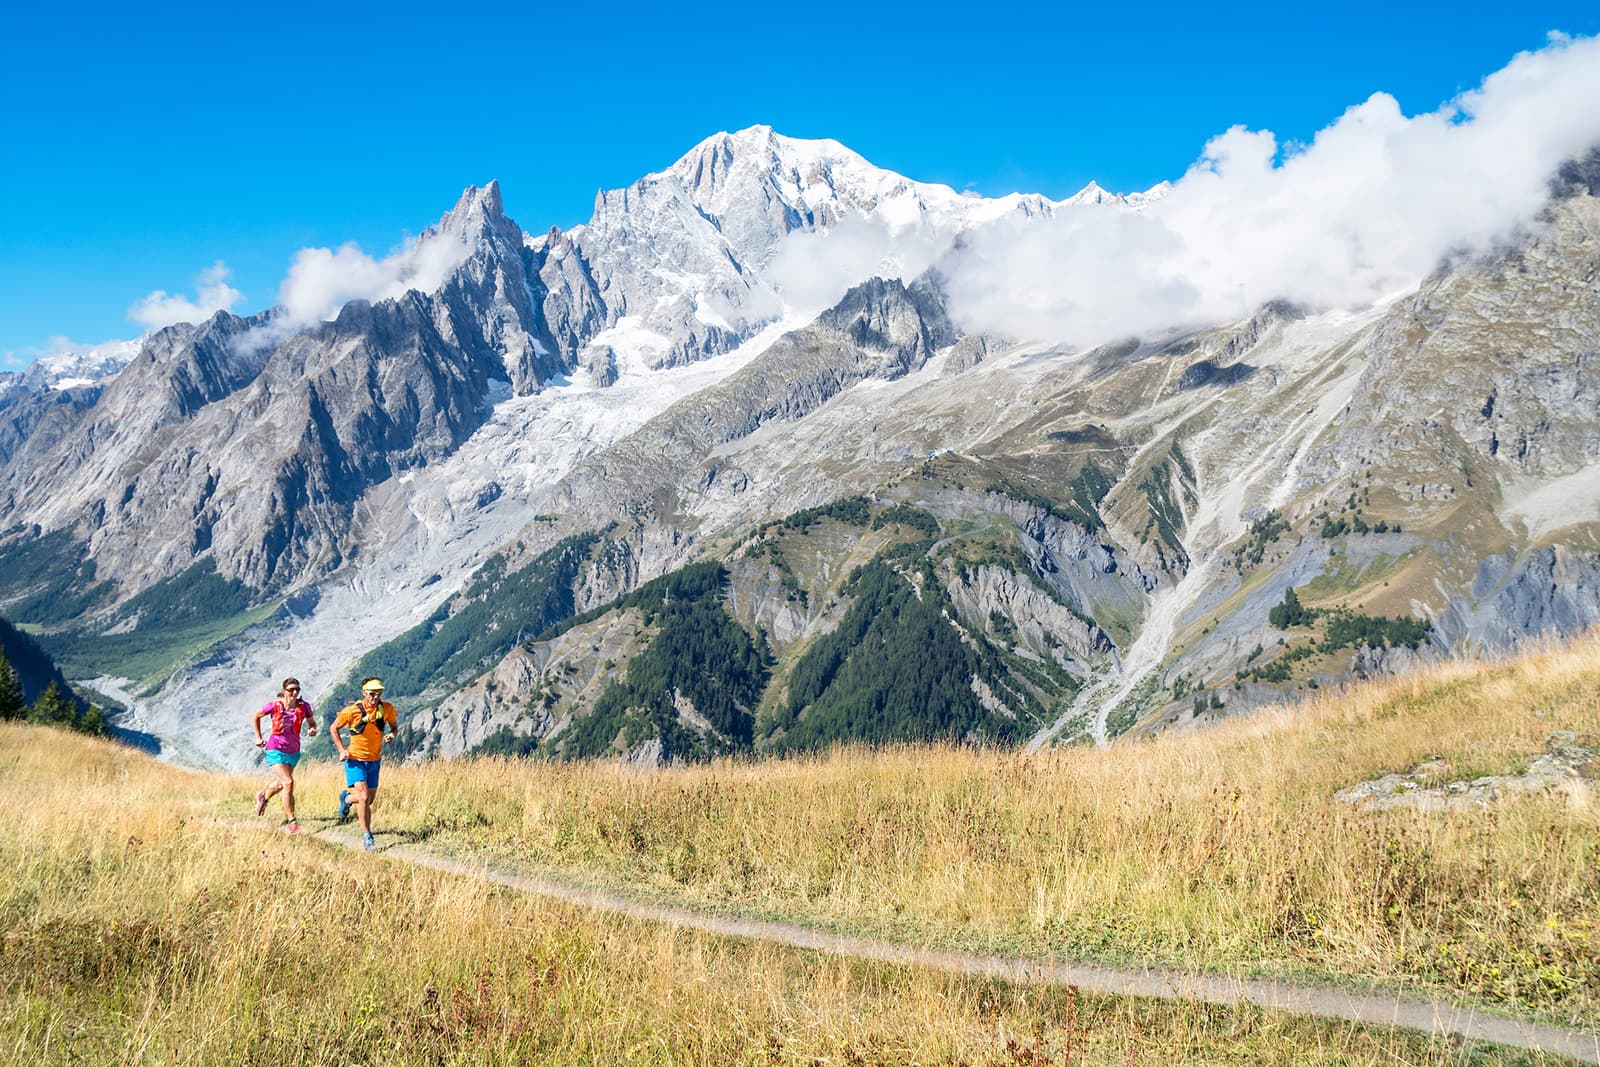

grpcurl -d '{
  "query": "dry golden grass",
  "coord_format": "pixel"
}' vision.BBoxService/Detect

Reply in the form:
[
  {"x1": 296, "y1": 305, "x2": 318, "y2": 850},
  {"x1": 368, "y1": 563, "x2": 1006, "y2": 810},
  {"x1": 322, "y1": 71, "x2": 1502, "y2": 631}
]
[
  {"x1": 343, "y1": 634, "x2": 1600, "y2": 1029},
  {"x1": 3, "y1": 725, "x2": 1554, "y2": 1064}
]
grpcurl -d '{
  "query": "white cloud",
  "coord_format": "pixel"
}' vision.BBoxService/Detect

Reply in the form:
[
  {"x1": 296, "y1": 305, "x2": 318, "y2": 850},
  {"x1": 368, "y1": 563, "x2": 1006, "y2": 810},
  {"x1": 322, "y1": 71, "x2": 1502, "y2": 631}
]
[
  {"x1": 765, "y1": 213, "x2": 952, "y2": 319},
  {"x1": 761, "y1": 34, "x2": 1600, "y2": 351},
  {"x1": 128, "y1": 260, "x2": 243, "y2": 330},
  {"x1": 942, "y1": 32, "x2": 1600, "y2": 346},
  {"x1": 276, "y1": 232, "x2": 471, "y2": 328},
  {"x1": 226, "y1": 230, "x2": 473, "y2": 357}
]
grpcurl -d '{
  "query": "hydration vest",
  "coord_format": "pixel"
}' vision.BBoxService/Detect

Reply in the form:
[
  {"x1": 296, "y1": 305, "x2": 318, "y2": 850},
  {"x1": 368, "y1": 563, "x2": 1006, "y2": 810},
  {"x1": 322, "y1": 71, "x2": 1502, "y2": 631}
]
[{"x1": 271, "y1": 700, "x2": 307, "y2": 737}]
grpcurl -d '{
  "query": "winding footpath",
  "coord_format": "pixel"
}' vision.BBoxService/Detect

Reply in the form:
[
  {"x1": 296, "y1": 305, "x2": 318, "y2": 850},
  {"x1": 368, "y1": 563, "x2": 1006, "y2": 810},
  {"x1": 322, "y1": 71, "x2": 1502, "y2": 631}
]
[{"x1": 310, "y1": 825, "x2": 1600, "y2": 1063}]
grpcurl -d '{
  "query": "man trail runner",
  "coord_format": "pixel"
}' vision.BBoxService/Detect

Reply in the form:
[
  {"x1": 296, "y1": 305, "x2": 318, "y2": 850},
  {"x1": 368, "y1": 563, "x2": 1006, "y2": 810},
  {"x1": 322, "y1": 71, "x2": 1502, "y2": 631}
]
[{"x1": 331, "y1": 677, "x2": 396, "y2": 851}]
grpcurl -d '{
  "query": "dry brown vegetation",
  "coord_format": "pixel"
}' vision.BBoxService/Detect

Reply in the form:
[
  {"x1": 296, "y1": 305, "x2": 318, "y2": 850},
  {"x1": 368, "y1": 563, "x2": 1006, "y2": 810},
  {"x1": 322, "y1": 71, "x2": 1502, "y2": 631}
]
[
  {"x1": 376, "y1": 635, "x2": 1600, "y2": 1029},
  {"x1": 3, "y1": 634, "x2": 1599, "y2": 1063}
]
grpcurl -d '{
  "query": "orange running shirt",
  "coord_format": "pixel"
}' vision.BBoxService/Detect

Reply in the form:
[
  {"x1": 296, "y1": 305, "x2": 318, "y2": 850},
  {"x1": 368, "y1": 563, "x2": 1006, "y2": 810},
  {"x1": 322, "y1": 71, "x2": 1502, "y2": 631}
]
[{"x1": 334, "y1": 700, "x2": 396, "y2": 761}]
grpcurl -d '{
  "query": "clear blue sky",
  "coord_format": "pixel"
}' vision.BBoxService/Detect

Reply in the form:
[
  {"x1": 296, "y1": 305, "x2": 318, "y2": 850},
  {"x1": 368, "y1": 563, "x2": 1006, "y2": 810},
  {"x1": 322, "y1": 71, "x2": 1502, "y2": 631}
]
[{"x1": 3, "y1": 1, "x2": 1598, "y2": 362}]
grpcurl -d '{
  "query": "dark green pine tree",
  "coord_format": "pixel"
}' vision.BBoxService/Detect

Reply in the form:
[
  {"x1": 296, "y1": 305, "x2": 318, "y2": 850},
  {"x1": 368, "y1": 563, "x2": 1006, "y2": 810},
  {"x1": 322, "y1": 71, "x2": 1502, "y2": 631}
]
[
  {"x1": 0, "y1": 650, "x2": 24, "y2": 721},
  {"x1": 30, "y1": 681, "x2": 78, "y2": 729},
  {"x1": 80, "y1": 704, "x2": 108, "y2": 736},
  {"x1": 1268, "y1": 586, "x2": 1306, "y2": 629}
]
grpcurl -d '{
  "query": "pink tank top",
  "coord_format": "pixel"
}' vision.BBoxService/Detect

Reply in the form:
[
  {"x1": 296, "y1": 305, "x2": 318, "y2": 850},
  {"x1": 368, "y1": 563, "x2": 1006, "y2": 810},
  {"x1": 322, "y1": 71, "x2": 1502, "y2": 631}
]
[{"x1": 263, "y1": 699, "x2": 313, "y2": 754}]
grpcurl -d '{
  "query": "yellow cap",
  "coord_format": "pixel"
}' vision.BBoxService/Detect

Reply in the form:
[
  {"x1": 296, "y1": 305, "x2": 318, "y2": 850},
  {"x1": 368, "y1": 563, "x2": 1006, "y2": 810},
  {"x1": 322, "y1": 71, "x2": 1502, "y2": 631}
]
[{"x1": 362, "y1": 679, "x2": 385, "y2": 692}]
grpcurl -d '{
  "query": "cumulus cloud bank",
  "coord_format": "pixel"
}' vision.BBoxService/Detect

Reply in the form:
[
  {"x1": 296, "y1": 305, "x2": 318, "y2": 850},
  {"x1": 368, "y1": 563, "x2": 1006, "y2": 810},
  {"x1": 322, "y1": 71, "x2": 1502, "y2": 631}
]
[
  {"x1": 782, "y1": 33, "x2": 1600, "y2": 350},
  {"x1": 224, "y1": 231, "x2": 473, "y2": 358},
  {"x1": 277, "y1": 232, "x2": 470, "y2": 327},
  {"x1": 128, "y1": 261, "x2": 243, "y2": 330},
  {"x1": 765, "y1": 213, "x2": 953, "y2": 319}
]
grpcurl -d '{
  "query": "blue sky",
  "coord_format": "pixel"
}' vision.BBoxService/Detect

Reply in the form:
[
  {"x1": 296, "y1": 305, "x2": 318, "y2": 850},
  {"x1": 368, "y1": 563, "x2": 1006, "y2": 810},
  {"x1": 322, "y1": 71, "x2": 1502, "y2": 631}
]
[{"x1": 3, "y1": 2, "x2": 1598, "y2": 363}]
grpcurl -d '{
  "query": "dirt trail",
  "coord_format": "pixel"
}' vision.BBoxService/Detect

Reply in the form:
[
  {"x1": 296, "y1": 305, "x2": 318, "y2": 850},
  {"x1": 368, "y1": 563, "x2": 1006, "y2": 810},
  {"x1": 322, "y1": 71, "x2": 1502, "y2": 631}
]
[{"x1": 313, "y1": 825, "x2": 1599, "y2": 1063}]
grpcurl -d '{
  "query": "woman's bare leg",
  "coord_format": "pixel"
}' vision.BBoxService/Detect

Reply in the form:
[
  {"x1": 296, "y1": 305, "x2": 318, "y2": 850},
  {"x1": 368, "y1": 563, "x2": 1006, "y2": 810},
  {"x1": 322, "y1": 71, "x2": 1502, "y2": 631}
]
[{"x1": 273, "y1": 763, "x2": 296, "y2": 820}]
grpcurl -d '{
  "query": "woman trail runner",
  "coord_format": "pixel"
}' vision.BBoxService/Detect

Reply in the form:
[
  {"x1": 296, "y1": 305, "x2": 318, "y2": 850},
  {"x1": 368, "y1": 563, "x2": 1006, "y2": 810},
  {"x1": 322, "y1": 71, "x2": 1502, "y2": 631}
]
[
  {"x1": 252, "y1": 678, "x2": 317, "y2": 834},
  {"x1": 331, "y1": 677, "x2": 397, "y2": 852}
]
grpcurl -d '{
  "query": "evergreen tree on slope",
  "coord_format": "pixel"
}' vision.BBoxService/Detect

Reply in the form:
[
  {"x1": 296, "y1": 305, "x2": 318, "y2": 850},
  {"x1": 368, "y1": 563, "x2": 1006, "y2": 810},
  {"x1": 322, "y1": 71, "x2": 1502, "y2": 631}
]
[{"x1": 0, "y1": 651, "x2": 23, "y2": 721}]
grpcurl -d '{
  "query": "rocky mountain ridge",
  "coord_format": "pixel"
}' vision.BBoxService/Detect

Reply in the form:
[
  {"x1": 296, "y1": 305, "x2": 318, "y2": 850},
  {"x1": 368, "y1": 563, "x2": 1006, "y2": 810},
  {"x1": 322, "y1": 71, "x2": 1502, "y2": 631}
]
[{"x1": 1, "y1": 131, "x2": 1597, "y2": 769}]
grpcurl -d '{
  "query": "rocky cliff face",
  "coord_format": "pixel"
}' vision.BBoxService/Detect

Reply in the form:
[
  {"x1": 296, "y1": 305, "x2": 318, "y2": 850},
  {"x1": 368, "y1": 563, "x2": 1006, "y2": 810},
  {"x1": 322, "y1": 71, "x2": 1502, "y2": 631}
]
[
  {"x1": 1, "y1": 293, "x2": 499, "y2": 591},
  {"x1": 409, "y1": 608, "x2": 652, "y2": 760},
  {"x1": 1436, "y1": 546, "x2": 1600, "y2": 649},
  {"x1": 541, "y1": 275, "x2": 958, "y2": 537},
  {"x1": 1304, "y1": 191, "x2": 1600, "y2": 494},
  {"x1": 942, "y1": 563, "x2": 1111, "y2": 672},
  {"x1": 0, "y1": 383, "x2": 106, "y2": 472},
  {"x1": 0, "y1": 185, "x2": 561, "y2": 595},
  {"x1": 430, "y1": 181, "x2": 567, "y2": 396}
]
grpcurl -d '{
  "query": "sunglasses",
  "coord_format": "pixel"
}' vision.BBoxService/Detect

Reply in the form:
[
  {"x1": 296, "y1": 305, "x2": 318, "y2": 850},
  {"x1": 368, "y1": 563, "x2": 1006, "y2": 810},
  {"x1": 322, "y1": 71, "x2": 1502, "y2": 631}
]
[{"x1": 285, "y1": 686, "x2": 301, "y2": 693}]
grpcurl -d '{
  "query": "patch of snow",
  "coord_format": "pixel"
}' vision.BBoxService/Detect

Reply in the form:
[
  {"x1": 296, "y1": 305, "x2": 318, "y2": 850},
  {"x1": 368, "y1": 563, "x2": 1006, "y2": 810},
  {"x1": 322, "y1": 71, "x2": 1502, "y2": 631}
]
[
  {"x1": 18, "y1": 337, "x2": 140, "y2": 392},
  {"x1": 694, "y1": 296, "x2": 734, "y2": 331},
  {"x1": 1501, "y1": 466, "x2": 1600, "y2": 540},
  {"x1": 1124, "y1": 181, "x2": 1174, "y2": 209},
  {"x1": 588, "y1": 316, "x2": 674, "y2": 381}
]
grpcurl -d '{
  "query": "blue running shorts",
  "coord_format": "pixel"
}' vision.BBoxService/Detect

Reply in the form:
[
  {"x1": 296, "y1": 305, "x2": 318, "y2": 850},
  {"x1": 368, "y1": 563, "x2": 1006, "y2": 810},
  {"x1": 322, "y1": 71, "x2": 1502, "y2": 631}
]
[{"x1": 344, "y1": 758, "x2": 381, "y2": 790}]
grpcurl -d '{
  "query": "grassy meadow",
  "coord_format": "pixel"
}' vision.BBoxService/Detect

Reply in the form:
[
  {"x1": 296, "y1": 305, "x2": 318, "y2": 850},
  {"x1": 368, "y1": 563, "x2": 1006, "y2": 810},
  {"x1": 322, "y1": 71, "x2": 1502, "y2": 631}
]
[
  {"x1": 360, "y1": 634, "x2": 1600, "y2": 1027},
  {"x1": 2, "y1": 634, "x2": 1598, "y2": 1064}
]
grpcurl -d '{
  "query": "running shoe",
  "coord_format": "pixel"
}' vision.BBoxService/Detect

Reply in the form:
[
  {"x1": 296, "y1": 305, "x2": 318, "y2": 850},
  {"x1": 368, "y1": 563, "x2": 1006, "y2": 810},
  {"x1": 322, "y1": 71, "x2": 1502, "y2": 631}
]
[
  {"x1": 254, "y1": 790, "x2": 268, "y2": 816},
  {"x1": 337, "y1": 789, "x2": 351, "y2": 823},
  {"x1": 362, "y1": 832, "x2": 375, "y2": 852},
  {"x1": 286, "y1": 819, "x2": 301, "y2": 835}
]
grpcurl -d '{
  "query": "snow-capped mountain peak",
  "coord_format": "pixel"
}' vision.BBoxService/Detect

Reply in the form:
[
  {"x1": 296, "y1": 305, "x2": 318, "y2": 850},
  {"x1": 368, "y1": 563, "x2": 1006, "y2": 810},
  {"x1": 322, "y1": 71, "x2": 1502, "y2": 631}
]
[
  {"x1": 1063, "y1": 178, "x2": 1172, "y2": 210},
  {"x1": 1065, "y1": 180, "x2": 1114, "y2": 205},
  {"x1": 542, "y1": 126, "x2": 1105, "y2": 376},
  {"x1": 0, "y1": 337, "x2": 140, "y2": 401},
  {"x1": 665, "y1": 125, "x2": 868, "y2": 190},
  {"x1": 35, "y1": 338, "x2": 140, "y2": 387},
  {"x1": 1124, "y1": 179, "x2": 1173, "y2": 208}
]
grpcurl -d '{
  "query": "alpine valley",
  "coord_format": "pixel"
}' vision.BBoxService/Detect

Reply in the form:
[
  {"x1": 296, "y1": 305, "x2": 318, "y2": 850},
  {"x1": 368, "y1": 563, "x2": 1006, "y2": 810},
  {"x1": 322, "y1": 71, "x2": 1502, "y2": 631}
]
[{"x1": 4, "y1": 127, "x2": 1599, "y2": 770}]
